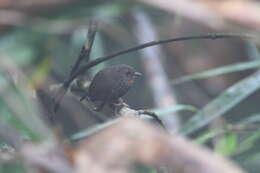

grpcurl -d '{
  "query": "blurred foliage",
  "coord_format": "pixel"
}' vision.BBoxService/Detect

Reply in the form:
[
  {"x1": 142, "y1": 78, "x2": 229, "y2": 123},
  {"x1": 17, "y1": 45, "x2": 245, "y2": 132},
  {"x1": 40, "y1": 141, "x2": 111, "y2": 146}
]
[
  {"x1": 1, "y1": 0, "x2": 260, "y2": 173},
  {"x1": 172, "y1": 60, "x2": 260, "y2": 85},
  {"x1": 215, "y1": 132, "x2": 237, "y2": 156},
  {"x1": 131, "y1": 163, "x2": 156, "y2": 173},
  {"x1": 0, "y1": 67, "x2": 51, "y2": 141},
  {"x1": 181, "y1": 71, "x2": 260, "y2": 135},
  {"x1": 0, "y1": 161, "x2": 25, "y2": 173}
]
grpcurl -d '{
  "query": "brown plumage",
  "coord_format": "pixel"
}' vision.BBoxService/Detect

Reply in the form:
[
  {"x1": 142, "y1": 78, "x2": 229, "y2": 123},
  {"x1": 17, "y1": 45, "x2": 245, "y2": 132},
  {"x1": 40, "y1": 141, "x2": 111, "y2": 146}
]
[{"x1": 82, "y1": 65, "x2": 141, "y2": 111}]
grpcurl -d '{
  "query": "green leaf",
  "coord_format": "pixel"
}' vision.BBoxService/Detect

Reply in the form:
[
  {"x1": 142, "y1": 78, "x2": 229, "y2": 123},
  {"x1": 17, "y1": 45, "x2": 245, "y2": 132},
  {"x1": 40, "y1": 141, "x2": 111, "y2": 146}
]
[
  {"x1": 235, "y1": 130, "x2": 260, "y2": 155},
  {"x1": 181, "y1": 70, "x2": 260, "y2": 135},
  {"x1": 0, "y1": 104, "x2": 38, "y2": 141},
  {"x1": 215, "y1": 133, "x2": 237, "y2": 156},
  {"x1": 0, "y1": 30, "x2": 46, "y2": 67},
  {"x1": 0, "y1": 66, "x2": 53, "y2": 142},
  {"x1": 172, "y1": 61, "x2": 260, "y2": 85},
  {"x1": 195, "y1": 129, "x2": 224, "y2": 145},
  {"x1": 239, "y1": 113, "x2": 260, "y2": 125},
  {"x1": 70, "y1": 119, "x2": 119, "y2": 141},
  {"x1": 152, "y1": 104, "x2": 197, "y2": 116},
  {"x1": 0, "y1": 160, "x2": 25, "y2": 173}
]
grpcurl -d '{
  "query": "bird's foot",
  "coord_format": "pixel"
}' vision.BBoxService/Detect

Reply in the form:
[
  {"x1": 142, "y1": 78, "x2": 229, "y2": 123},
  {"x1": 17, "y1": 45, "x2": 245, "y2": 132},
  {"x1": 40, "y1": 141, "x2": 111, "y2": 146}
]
[{"x1": 109, "y1": 98, "x2": 129, "y2": 111}]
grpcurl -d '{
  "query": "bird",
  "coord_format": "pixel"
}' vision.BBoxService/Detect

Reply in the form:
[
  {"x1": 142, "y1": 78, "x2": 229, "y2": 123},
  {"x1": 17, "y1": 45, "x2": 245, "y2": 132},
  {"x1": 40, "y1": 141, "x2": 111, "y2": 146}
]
[{"x1": 81, "y1": 64, "x2": 141, "y2": 111}]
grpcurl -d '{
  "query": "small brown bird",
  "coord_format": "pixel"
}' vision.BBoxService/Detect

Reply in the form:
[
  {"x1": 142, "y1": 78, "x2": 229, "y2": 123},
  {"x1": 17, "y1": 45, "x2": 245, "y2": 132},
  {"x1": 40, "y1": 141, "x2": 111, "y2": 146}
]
[{"x1": 81, "y1": 64, "x2": 141, "y2": 111}]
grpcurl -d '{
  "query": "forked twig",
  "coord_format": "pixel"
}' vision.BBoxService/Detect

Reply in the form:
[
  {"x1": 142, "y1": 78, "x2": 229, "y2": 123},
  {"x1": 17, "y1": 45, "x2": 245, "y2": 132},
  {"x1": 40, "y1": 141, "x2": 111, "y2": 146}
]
[{"x1": 54, "y1": 22, "x2": 97, "y2": 112}]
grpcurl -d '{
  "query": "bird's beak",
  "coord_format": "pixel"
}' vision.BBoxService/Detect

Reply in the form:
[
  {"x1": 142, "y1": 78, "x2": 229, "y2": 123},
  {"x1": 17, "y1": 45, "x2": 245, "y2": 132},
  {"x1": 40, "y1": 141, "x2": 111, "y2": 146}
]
[{"x1": 134, "y1": 72, "x2": 142, "y2": 77}]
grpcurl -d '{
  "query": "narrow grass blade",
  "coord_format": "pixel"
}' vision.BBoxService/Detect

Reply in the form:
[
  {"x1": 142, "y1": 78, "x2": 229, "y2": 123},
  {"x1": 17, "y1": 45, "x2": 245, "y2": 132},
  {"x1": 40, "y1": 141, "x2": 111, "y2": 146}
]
[
  {"x1": 235, "y1": 130, "x2": 260, "y2": 155},
  {"x1": 239, "y1": 113, "x2": 260, "y2": 124},
  {"x1": 152, "y1": 104, "x2": 197, "y2": 116},
  {"x1": 181, "y1": 70, "x2": 260, "y2": 135},
  {"x1": 195, "y1": 129, "x2": 224, "y2": 145},
  {"x1": 172, "y1": 61, "x2": 260, "y2": 85},
  {"x1": 0, "y1": 61, "x2": 54, "y2": 141},
  {"x1": 70, "y1": 119, "x2": 119, "y2": 141}
]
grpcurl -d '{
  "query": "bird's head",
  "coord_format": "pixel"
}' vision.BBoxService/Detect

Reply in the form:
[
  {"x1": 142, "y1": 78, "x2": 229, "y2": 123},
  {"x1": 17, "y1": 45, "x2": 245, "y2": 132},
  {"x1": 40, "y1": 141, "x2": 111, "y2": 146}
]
[{"x1": 118, "y1": 65, "x2": 141, "y2": 85}]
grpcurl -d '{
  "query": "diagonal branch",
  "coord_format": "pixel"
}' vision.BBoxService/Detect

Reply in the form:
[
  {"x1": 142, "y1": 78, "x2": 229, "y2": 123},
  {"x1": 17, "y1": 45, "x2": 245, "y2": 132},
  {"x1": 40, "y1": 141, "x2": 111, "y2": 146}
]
[
  {"x1": 56, "y1": 33, "x2": 250, "y2": 112},
  {"x1": 54, "y1": 22, "x2": 97, "y2": 112},
  {"x1": 70, "y1": 21, "x2": 97, "y2": 77},
  {"x1": 65, "y1": 33, "x2": 250, "y2": 90}
]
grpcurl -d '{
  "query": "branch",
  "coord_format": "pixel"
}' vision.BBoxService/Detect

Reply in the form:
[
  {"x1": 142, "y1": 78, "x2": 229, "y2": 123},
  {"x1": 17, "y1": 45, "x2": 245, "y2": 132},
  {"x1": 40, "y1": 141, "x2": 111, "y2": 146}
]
[
  {"x1": 70, "y1": 21, "x2": 97, "y2": 77},
  {"x1": 75, "y1": 118, "x2": 245, "y2": 173},
  {"x1": 55, "y1": 33, "x2": 250, "y2": 113},
  {"x1": 54, "y1": 22, "x2": 97, "y2": 112},
  {"x1": 70, "y1": 105, "x2": 167, "y2": 141},
  {"x1": 65, "y1": 33, "x2": 250, "y2": 91}
]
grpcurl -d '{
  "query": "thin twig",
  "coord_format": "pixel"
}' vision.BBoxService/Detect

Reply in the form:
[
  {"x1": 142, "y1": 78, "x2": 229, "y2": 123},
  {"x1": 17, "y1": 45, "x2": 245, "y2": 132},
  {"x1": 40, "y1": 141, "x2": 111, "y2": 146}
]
[
  {"x1": 64, "y1": 33, "x2": 250, "y2": 91},
  {"x1": 70, "y1": 21, "x2": 97, "y2": 76},
  {"x1": 56, "y1": 33, "x2": 250, "y2": 112},
  {"x1": 54, "y1": 22, "x2": 97, "y2": 112}
]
